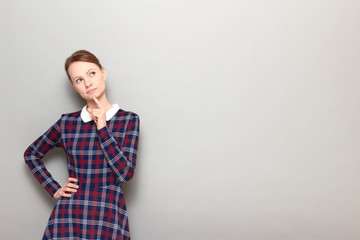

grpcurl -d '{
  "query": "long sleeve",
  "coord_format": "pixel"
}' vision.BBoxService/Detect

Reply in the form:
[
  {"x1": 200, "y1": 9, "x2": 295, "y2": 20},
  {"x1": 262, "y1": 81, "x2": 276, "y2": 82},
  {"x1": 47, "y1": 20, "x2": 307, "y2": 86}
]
[
  {"x1": 24, "y1": 116, "x2": 63, "y2": 197},
  {"x1": 96, "y1": 114, "x2": 140, "y2": 183}
]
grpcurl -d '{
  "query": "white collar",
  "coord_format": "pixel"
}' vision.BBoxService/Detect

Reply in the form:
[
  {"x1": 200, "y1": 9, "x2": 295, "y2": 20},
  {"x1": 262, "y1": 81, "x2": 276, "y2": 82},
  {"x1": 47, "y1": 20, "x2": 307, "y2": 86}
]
[{"x1": 80, "y1": 104, "x2": 120, "y2": 123}]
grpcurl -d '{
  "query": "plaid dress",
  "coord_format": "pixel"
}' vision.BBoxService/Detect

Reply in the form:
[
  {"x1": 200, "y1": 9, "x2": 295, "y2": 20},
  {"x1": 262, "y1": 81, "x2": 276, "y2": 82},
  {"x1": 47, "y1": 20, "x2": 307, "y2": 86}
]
[{"x1": 24, "y1": 107, "x2": 140, "y2": 240}]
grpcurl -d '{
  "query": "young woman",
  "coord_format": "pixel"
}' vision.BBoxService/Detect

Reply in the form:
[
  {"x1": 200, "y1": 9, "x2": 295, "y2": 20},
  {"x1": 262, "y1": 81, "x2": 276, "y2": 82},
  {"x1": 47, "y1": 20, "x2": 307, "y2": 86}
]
[{"x1": 24, "y1": 50, "x2": 140, "y2": 240}]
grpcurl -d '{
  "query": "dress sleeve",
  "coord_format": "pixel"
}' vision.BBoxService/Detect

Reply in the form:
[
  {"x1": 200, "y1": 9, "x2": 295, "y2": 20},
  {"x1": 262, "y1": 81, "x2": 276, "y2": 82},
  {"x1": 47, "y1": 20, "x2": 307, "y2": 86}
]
[
  {"x1": 24, "y1": 116, "x2": 63, "y2": 197},
  {"x1": 96, "y1": 114, "x2": 140, "y2": 183}
]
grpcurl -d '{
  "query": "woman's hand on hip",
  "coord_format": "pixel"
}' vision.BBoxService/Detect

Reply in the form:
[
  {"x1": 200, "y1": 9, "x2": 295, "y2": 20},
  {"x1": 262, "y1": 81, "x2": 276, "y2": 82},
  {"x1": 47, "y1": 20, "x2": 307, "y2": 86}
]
[
  {"x1": 88, "y1": 95, "x2": 106, "y2": 130},
  {"x1": 53, "y1": 177, "x2": 79, "y2": 199}
]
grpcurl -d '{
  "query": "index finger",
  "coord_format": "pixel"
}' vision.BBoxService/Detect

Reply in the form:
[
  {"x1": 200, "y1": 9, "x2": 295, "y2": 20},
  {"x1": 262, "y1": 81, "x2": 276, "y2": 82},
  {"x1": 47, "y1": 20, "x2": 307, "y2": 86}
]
[
  {"x1": 92, "y1": 95, "x2": 104, "y2": 109},
  {"x1": 67, "y1": 177, "x2": 78, "y2": 182}
]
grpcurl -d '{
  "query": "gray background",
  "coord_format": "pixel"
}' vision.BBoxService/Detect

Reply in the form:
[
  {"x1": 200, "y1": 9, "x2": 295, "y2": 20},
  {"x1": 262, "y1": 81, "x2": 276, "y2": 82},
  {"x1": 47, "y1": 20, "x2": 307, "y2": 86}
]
[{"x1": 1, "y1": 0, "x2": 360, "y2": 239}]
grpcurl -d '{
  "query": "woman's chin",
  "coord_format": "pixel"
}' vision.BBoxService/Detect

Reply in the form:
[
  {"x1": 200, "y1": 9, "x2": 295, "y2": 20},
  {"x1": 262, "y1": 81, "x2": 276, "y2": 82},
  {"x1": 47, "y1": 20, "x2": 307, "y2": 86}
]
[{"x1": 79, "y1": 94, "x2": 93, "y2": 101}]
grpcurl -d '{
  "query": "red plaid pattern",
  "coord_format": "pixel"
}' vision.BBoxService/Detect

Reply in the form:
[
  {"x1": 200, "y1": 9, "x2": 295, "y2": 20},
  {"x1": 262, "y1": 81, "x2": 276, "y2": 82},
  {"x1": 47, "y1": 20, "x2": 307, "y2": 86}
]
[{"x1": 24, "y1": 109, "x2": 140, "y2": 240}]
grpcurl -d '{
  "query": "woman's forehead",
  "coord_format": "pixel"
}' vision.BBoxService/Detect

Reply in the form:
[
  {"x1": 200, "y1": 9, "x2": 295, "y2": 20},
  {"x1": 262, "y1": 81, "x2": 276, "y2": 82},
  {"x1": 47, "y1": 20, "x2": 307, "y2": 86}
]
[{"x1": 68, "y1": 61, "x2": 100, "y2": 74}]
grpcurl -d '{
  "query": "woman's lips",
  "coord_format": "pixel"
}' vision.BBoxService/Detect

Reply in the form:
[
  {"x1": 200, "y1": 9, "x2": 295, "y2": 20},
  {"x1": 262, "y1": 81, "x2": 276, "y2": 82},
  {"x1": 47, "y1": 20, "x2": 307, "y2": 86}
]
[{"x1": 87, "y1": 88, "x2": 97, "y2": 94}]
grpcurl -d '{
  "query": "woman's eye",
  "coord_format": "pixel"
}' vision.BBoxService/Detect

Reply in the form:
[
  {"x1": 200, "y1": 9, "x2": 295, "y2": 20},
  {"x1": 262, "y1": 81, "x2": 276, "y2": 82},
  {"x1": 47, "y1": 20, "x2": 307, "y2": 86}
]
[
  {"x1": 75, "y1": 78, "x2": 82, "y2": 83},
  {"x1": 90, "y1": 71, "x2": 96, "y2": 76}
]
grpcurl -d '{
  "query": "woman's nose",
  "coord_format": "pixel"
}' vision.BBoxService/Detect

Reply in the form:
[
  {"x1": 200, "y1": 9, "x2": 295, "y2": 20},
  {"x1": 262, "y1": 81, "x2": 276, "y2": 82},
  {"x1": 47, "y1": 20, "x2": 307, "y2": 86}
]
[{"x1": 84, "y1": 78, "x2": 92, "y2": 87}]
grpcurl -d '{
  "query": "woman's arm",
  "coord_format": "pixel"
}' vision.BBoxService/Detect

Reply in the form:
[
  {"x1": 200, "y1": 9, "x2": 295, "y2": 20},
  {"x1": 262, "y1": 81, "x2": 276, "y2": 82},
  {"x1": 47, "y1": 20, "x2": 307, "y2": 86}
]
[
  {"x1": 24, "y1": 116, "x2": 63, "y2": 197},
  {"x1": 96, "y1": 114, "x2": 140, "y2": 183}
]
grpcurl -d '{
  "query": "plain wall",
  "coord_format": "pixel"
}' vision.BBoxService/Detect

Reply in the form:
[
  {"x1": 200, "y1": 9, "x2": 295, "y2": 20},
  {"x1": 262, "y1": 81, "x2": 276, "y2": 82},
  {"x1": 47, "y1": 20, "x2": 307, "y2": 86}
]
[{"x1": 1, "y1": 0, "x2": 360, "y2": 239}]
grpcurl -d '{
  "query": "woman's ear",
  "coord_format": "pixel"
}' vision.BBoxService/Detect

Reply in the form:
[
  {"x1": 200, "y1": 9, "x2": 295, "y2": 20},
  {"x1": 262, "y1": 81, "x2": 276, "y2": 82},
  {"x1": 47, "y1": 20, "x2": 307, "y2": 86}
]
[{"x1": 102, "y1": 67, "x2": 107, "y2": 81}]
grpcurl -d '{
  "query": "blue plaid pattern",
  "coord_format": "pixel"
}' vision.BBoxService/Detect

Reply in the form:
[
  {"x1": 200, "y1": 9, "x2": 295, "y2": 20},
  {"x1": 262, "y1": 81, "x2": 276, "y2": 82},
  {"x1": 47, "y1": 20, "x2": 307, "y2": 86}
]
[{"x1": 24, "y1": 109, "x2": 140, "y2": 240}]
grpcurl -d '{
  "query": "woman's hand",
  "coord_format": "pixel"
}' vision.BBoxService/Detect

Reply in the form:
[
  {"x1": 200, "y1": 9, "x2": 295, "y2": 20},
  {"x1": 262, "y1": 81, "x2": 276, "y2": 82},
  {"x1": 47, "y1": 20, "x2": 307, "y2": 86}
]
[
  {"x1": 53, "y1": 177, "x2": 79, "y2": 199},
  {"x1": 88, "y1": 95, "x2": 106, "y2": 130}
]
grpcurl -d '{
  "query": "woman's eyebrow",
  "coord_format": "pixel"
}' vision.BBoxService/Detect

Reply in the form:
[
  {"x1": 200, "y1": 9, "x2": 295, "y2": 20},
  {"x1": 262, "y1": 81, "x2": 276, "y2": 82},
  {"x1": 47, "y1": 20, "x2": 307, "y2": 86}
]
[
  {"x1": 72, "y1": 75, "x2": 81, "y2": 81},
  {"x1": 86, "y1": 68, "x2": 95, "y2": 74}
]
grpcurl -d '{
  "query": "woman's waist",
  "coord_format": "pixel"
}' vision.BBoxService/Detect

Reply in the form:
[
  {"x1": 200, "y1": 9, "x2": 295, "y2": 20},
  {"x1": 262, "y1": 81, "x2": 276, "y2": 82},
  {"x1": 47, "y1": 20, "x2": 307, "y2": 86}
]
[{"x1": 71, "y1": 179, "x2": 119, "y2": 189}]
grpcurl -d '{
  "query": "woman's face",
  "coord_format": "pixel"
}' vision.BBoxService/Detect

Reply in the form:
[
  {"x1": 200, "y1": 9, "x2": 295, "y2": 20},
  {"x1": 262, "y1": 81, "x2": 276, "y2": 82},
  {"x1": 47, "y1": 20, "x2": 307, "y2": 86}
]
[{"x1": 67, "y1": 61, "x2": 107, "y2": 101}]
